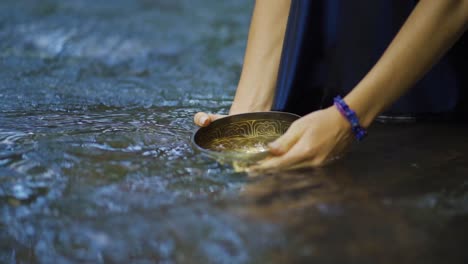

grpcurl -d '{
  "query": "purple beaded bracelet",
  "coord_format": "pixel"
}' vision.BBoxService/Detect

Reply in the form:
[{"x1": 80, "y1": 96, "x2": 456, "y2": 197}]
[{"x1": 333, "y1": 96, "x2": 367, "y2": 141}]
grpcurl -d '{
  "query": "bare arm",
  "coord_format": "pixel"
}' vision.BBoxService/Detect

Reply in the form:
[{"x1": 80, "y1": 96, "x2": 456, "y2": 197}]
[
  {"x1": 195, "y1": 0, "x2": 290, "y2": 126},
  {"x1": 230, "y1": 0, "x2": 291, "y2": 114},
  {"x1": 252, "y1": 0, "x2": 468, "y2": 171},
  {"x1": 346, "y1": 0, "x2": 468, "y2": 128}
]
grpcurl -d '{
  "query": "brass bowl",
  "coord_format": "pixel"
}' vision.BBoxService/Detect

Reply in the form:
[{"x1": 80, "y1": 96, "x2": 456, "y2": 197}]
[{"x1": 192, "y1": 112, "x2": 300, "y2": 163}]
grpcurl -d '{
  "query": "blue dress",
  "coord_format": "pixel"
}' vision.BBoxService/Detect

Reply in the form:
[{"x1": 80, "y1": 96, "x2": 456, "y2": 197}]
[{"x1": 272, "y1": 0, "x2": 467, "y2": 121}]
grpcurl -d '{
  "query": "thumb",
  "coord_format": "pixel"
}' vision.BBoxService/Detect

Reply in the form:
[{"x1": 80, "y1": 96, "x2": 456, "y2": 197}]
[
  {"x1": 194, "y1": 112, "x2": 225, "y2": 127},
  {"x1": 208, "y1": 113, "x2": 225, "y2": 123},
  {"x1": 268, "y1": 124, "x2": 303, "y2": 155}
]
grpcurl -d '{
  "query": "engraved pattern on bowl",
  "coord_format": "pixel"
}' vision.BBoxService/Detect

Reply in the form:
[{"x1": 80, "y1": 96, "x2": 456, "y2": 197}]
[{"x1": 192, "y1": 112, "x2": 300, "y2": 162}]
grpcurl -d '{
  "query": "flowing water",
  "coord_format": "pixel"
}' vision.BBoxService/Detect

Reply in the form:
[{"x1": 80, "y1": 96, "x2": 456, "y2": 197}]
[{"x1": 1, "y1": 1, "x2": 468, "y2": 263}]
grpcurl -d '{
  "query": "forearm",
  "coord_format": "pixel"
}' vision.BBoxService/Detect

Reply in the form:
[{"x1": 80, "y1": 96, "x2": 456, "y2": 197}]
[
  {"x1": 345, "y1": 0, "x2": 468, "y2": 127},
  {"x1": 230, "y1": 0, "x2": 291, "y2": 114}
]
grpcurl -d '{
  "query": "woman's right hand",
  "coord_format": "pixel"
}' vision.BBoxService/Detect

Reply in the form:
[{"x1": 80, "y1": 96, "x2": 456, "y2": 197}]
[{"x1": 193, "y1": 112, "x2": 226, "y2": 127}]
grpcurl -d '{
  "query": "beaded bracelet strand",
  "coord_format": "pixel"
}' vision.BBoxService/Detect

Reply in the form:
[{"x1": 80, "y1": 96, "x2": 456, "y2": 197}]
[{"x1": 333, "y1": 96, "x2": 367, "y2": 141}]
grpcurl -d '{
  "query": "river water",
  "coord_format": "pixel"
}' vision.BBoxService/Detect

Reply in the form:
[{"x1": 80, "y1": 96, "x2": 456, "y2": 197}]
[{"x1": 1, "y1": 1, "x2": 468, "y2": 263}]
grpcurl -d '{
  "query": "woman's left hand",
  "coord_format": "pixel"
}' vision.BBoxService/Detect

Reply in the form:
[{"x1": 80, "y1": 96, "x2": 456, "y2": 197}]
[{"x1": 248, "y1": 106, "x2": 355, "y2": 172}]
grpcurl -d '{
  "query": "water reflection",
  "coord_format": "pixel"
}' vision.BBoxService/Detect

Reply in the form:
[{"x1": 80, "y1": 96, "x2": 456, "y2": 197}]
[{"x1": 236, "y1": 167, "x2": 419, "y2": 263}]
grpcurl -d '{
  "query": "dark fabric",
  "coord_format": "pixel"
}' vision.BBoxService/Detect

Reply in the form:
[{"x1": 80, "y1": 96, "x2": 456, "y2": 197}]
[{"x1": 272, "y1": 0, "x2": 467, "y2": 120}]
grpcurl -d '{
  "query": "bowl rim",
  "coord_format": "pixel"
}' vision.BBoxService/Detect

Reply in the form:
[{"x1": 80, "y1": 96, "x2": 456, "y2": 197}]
[{"x1": 191, "y1": 111, "x2": 301, "y2": 161}]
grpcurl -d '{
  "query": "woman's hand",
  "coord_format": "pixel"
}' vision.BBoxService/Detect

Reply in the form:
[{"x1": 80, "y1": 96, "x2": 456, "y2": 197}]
[
  {"x1": 193, "y1": 112, "x2": 226, "y2": 127},
  {"x1": 248, "y1": 106, "x2": 354, "y2": 172}
]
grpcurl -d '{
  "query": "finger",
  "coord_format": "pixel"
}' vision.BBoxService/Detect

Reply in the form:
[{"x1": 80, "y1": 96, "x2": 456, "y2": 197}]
[
  {"x1": 248, "y1": 141, "x2": 312, "y2": 174},
  {"x1": 246, "y1": 156, "x2": 321, "y2": 177},
  {"x1": 283, "y1": 158, "x2": 324, "y2": 170},
  {"x1": 268, "y1": 124, "x2": 304, "y2": 155},
  {"x1": 194, "y1": 112, "x2": 209, "y2": 126},
  {"x1": 208, "y1": 113, "x2": 225, "y2": 122},
  {"x1": 194, "y1": 112, "x2": 225, "y2": 127},
  {"x1": 249, "y1": 146, "x2": 345, "y2": 176}
]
